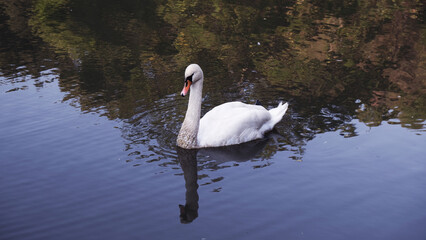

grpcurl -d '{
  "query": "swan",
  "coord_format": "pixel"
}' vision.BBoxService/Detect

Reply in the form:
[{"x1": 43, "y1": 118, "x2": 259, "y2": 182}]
[{"x1": 177, "y1": 64, "x2": 288, "y2": 149}]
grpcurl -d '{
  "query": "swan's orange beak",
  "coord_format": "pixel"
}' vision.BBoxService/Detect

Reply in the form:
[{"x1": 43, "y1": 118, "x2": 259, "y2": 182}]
[{"x1": 181, "y1": 80, "x2": 191, "y2": 97}]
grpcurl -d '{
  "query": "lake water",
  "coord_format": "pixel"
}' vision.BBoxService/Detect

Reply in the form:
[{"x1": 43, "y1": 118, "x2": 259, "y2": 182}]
[{"x1": 1, "y1": 1, "x2": 425, "y2": 239}]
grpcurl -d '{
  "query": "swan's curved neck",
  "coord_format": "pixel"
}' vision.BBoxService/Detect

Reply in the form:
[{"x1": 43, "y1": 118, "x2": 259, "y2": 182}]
[{"x1": 177, "y1": 79, "x2": 203, "y2": 149}]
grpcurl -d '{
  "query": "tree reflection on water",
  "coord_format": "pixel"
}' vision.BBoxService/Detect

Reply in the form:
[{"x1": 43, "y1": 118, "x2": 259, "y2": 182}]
[{"x1": 0, "y1": 0, "x2": 425, "y2": 167}]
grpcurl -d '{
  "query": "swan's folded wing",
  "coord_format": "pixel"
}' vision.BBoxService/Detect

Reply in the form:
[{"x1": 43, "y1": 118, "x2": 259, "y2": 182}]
[{"x1": 197, "y1": 102, "x2": 271, "y2": 147}]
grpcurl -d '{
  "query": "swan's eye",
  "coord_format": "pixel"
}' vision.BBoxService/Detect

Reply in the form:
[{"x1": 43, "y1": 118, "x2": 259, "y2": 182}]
[{"x1": 185, "y1": 74, "x2": 194, "y2": 84}]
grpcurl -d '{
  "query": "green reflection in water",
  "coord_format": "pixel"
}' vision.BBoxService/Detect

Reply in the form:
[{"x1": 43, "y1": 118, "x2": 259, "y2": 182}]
[{"x1": 1, "y1": 0, "x2": 425, "y2": 157}]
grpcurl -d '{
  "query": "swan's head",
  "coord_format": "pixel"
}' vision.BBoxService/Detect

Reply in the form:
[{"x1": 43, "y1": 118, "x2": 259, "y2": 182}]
[{"x1": 181, "y1": 64, "x2": 203, "y2": 97}]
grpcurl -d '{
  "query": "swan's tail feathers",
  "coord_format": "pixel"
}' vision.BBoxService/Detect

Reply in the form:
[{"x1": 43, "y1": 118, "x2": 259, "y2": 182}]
[{"x1": 268, "y1": 102, "x2": 289, "y2": 127}]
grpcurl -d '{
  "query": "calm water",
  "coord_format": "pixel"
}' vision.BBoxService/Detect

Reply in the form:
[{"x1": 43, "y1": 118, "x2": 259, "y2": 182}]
[{"x1": 1, "y1": 1, "x2": 426, "y2": 239}]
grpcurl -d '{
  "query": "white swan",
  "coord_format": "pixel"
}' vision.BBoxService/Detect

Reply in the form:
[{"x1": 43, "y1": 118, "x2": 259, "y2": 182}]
[{"x1": 177, "y1": 64, "x2": 288, "y2": 149}]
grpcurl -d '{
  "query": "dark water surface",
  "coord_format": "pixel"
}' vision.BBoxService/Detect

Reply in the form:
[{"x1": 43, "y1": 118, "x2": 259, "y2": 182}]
[{"x1": 1, "y1": 1, "x2": 426, "y2": 239}]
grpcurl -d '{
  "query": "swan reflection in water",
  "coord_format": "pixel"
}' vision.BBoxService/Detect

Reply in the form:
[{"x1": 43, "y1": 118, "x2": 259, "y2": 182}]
[
  {"x1": 176, "y1": 136, "x2": 271, "y2": 223},
  {"x1": 177, "y1": 147, "x2": 199, "y2": 224}
]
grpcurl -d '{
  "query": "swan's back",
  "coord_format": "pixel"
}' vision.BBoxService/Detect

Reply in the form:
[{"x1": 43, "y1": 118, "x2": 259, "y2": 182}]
[{"x1": 197, "y1": 101, "x2": 288, "y2": 148}]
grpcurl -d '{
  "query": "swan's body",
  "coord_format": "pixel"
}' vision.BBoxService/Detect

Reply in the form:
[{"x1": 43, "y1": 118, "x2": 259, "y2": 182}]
[{"x1": 177, "y1": 64, "x2": 288, "y2": 149}]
